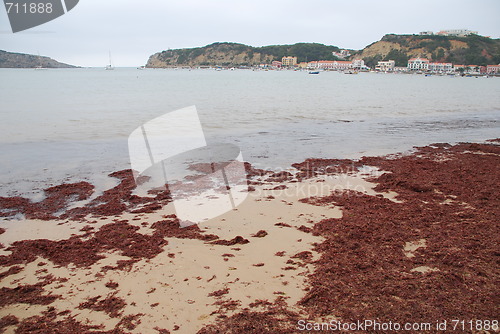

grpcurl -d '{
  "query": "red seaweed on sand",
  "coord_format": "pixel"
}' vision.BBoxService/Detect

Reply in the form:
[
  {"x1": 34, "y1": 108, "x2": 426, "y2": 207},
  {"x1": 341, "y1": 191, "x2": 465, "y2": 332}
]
[
  {"x1": 197, "y1": 141, "x2": 499, "y2": 332},
  {"x1": 0, "y1": 170, "x2": 172, "y2": 221}
]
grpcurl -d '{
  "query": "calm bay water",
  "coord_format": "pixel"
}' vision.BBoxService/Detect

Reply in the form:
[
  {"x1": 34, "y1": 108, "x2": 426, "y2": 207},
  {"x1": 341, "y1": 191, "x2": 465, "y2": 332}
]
[{"x1": 0, "y1": 68, "x2": 499, "y2": 197}]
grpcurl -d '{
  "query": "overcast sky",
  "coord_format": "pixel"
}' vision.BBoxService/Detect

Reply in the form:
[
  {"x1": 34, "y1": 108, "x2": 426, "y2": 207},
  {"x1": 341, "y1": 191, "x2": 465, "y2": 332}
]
[{"x1": 1, "y1": 0, "x2": 499, "y2": 67}]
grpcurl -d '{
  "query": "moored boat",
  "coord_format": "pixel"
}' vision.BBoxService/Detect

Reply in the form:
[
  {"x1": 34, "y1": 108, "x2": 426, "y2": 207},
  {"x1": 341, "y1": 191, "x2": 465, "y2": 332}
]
[{"x1": 105, "y1": 51, "x2": 114, "y2": 70}]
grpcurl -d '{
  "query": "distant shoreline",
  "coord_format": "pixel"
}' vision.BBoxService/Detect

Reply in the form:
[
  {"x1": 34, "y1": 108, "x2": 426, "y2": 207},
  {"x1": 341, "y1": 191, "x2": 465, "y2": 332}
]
[{"x1": 3, "y1": 66, "x2": 498, "y2": 77}]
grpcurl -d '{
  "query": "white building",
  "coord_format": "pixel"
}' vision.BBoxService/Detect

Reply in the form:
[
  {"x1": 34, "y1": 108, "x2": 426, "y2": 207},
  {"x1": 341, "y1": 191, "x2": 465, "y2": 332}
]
[
  {"x1": 394, "y1": 66, "x2": 408, "y2": 72},
  {"x1": 436, "y1": 29, "x2": 478, "y2": 37},
  {"x1": 308, "y1": 60, "x2": 353, "y2": 70},
  {"x1": 376, "y1": 60, "x2": 395, "y2": 72},
  {"x1": 428, "y1": 62, "x2": 453, "y2": 73},
  {"x1": 352, "y1": 59, "x2": 366, "y2": 69},
  {"x1": 332, "y1": 49, "x2": 351, "y2": 59},
  {"x1": 407, "y1": 58, "x2": 430, "y2": 71},
  {"x1": 307, "y1": 61, "x2": 320, "y2": 69}
]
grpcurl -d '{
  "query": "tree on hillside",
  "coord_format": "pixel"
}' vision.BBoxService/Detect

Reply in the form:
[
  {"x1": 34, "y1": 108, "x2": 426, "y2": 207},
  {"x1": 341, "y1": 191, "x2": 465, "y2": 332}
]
[
  {"x1": 363, "y1": 55, "x2": 383, "y2": 69},
  {"x1": 383, "y1": 49, "x2": 409, "y2": 67}
]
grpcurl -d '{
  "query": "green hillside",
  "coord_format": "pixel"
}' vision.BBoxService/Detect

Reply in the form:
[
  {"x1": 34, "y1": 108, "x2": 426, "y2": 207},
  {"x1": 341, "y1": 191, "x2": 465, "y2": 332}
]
[{"x1": 147, "y1": 42, "x2": 346, "y2": 67}]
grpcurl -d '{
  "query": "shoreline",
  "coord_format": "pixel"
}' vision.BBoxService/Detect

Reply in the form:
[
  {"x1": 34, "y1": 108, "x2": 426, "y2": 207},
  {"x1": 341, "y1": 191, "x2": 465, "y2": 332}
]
[{"x1": 0, "y1": 139, "x2": 499, "y2": 333}]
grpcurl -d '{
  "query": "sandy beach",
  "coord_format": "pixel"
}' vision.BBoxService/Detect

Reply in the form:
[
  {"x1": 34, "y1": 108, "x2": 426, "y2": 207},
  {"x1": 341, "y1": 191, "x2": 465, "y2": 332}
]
[{"x1": 0, "y1": 140, "x2": 498, "y2": 333}]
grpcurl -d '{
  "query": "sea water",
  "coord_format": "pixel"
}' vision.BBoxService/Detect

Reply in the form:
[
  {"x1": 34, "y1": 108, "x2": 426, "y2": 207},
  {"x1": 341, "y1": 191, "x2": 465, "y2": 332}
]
[{"x1": 0, "y1": 68, "x2": 499, "y2": 197}]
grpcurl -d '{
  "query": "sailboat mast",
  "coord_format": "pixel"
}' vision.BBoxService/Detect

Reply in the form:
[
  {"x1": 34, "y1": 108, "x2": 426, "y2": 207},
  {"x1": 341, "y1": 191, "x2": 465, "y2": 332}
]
[{"x1": 106, "y1": 51, "x2": 114, "y2": 70}]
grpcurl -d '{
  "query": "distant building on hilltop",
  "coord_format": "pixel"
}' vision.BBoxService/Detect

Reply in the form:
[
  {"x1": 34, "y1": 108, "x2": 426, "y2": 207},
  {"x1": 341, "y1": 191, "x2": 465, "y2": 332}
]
[
  {"x1": 418, "y1": 29, "x2": 479, "y2": 37},
  {"x1": 436, "y1": 29, "x2": 478, "y2": 37},
  {"x1": 332, "y1": 49, "x2": 351, "y2": 59},
  {"x1": 281, "y1": 56, "x2": 297, "y2": 67}
]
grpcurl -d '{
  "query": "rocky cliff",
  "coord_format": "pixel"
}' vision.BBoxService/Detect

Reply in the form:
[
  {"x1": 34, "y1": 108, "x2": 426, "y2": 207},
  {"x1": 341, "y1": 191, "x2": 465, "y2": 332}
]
[{"x1": 146, "y1": 42, "x2": 343, "y2": 67}]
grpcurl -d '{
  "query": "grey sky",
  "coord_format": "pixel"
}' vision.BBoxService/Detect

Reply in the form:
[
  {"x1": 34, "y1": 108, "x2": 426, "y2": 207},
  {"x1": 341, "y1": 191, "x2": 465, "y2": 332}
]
[{"x1": 1, "y1": 0, "x2": 499, "y2": 67}]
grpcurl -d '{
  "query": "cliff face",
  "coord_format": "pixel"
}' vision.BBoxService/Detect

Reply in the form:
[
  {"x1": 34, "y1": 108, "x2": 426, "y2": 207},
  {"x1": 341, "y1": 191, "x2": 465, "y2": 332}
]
[
  {"x1": 146, "y1": 42, "x2": 343, "y2": 67},
  {"x1": 147, "y1": 43, "x2": 273, "y2": 67},
  {"x1": 355, "y1": 34, "x2": 500, "y2": 67},
  {"x1": 0, "y1": 50, "x2": 77, "y2": 68}
]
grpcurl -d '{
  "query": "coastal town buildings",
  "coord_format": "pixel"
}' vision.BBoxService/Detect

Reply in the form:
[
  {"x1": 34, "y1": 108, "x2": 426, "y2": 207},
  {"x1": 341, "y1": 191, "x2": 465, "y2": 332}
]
[
  {"x1": 486, "y1": 64, "x2": 500, "y2": 74},
  {"x1": 281, "y1": 56, "x2": 297, "y2": 67},
  {"x1": 333, "y1": 61, "x2": 353, "y2": 70},
  {"x1": 454, "y1": 64, "x2": 481, "y2": 74},
  {"x1": 305, "y1": 61, "x2": 318, "y2": 69},
  {"x1": 393, "y1": 66, "x2": 408, "y2": 72},
  {"x1": 428, "y1": 62, "x2": 453, "y2": 73},
  {"x1": 407, "y1": 57, "x2": 430, "y2": 71},
  {"x1": 352, "y1": 59, "x2": 367, "y2": 70},
  {"x1": 307, "y1": 61, "x2": 332, "y2": 69},
  {"x1": 307, "y1": 60, "x2": 354, "y2": 70},
  {"x1": 271, "y1": 60, "x2": 282, "y2": 68},
  {"x1": 376, "y1": 60, "x2": 395, "y2": 72},
  {"x1": 268, "y1": 51, "x2": 497, "y2": 74}
]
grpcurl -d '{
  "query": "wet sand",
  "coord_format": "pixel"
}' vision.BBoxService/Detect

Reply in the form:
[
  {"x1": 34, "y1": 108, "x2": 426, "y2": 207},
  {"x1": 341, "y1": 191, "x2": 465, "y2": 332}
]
[{"x1": 0, "y1": 140, "x2": 498, "y2": 333}]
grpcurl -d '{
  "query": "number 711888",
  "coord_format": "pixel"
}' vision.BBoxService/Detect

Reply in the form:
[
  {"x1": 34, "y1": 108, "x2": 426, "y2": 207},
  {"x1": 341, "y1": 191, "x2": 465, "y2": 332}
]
[{"x1": 5, "y1": 2, "x2": 53, "y2": 14}]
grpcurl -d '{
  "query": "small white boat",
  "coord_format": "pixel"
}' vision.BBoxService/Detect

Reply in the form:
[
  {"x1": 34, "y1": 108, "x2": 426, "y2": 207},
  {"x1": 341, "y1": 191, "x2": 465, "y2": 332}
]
[{"x1": 105, "y1": 51, "x2": 114, "y2": 70}]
